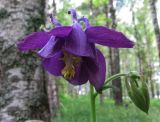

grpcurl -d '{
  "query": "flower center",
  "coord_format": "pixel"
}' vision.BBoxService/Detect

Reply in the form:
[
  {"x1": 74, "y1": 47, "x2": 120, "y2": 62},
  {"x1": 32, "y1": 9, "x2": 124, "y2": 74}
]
[{"x1": 61, "y1": 51, "x2": 82, "y2": 79}]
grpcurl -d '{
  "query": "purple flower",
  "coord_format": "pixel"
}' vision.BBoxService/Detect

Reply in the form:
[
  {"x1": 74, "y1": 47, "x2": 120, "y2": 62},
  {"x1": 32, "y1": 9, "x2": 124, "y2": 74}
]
[
  {"x1": 17, "y1": 9, "x2": 134, "y2": 91},
  {"x1": 17, "y1": 10, "x2": 103, "y2": 91}
]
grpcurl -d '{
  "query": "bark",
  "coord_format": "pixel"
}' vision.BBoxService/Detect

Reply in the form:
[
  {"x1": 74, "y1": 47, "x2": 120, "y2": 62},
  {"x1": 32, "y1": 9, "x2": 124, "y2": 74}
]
[
  {"x1": 109, "y1": 48, "x2": 122, "y2": 105},
  {"x1": 108, "y1": 0, "x2": 122, "y2": 105},
  {"x1": 150, "y1": 0, "x2": 160, "y2": 64},
  {"x1": 47, "y1": 75, "x2": 60, "y2": 118},
  {"x1": 156, "y1": 83, "x2": 159, "y2": 98},
  {"x1": 0, "y1": 0, "x2": 51, "y2": 122}
]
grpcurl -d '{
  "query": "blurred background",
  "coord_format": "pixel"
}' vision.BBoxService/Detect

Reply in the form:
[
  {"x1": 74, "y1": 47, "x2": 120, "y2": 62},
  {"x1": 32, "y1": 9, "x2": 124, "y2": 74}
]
[{"x1": 0, "y1": 0, "x2": 160, "y2": 122}]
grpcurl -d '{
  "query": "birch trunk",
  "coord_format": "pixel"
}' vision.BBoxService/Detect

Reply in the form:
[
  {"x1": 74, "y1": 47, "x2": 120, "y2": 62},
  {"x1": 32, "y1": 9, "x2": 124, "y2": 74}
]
[{"x1": 0, "y1": 0, "x2": 51, "y2": 121}]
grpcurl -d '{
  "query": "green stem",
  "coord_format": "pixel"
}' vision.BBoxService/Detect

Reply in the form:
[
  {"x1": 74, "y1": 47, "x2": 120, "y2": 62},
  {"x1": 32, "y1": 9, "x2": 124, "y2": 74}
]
[
  {"x1": 89, "y1": 73, "x2": 127, "y2": 121},
  {"x1": 94, "y1": 73, "x2": 127, "y2": 99},
  {"x1": 90, "y1": 84, "x2": 96, "y2": 122},
  {"x1": 105, "y1": 73, "x2": 126, "y2": 85}
]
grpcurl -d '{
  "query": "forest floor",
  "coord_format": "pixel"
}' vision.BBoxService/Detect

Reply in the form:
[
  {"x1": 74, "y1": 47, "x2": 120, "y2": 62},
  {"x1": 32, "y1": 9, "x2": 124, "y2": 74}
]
[{"x1": 52, "y1": 95, "x2": 160, "y2": 122}]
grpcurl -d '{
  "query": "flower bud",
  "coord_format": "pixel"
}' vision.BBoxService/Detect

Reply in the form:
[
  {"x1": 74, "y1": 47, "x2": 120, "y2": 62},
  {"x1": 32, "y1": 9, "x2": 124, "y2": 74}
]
[
  {"x1": 141, "y1": 78, "x2": 150, "y2": 113},
  {"x1": 125, "y1": 74, "x2": 150, "y2": 114}
]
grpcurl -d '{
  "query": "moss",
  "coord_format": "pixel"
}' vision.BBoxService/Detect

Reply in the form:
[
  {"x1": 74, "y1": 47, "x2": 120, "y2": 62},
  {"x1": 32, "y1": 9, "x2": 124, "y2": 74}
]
[
  {"x1": 0, "y1": 9, "x2": 10, "y2": 20},
  {"x1": 27, "y1": 16, "x2": 45, "y2": 32},
  {"x1": 27, "y1": 0, "x2": 45, "y2": 32}
]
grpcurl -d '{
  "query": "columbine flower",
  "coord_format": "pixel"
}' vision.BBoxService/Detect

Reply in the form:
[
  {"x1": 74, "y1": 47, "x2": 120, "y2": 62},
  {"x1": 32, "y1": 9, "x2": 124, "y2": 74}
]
[
  {"x1": 17, "y1": 9, "x2": 104, "y2": 91},
  {"x1": 39, "y1": 10, "x2": 106, "y2": 91},
  {"x1": 17, "y1": 9, "x2": 134, "y2": 91}
]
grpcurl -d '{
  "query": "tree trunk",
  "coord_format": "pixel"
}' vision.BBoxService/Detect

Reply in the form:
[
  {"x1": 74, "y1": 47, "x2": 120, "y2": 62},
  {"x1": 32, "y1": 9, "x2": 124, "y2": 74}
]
[
  {"x1": 109, "y1": 48, "x2": 122, "y2": 105},
  {"x1": 150, "y1": 80, "x2": 155, "y2": 98},
  {"x1": 156, "y1": 83, "x2": 159, "y2": 99},
  {"x1": 108, "y1": 0, "x2": 122, "y2": 105},
  {"x1": 0, "y1": 0, "x2": 51, "y2": 121},
  {"x1": 47, "y1": 75, "x2": 60, "y2": 118},
  {"x1": 150, "y1": 0, "x2": 160, "y2": 64}
]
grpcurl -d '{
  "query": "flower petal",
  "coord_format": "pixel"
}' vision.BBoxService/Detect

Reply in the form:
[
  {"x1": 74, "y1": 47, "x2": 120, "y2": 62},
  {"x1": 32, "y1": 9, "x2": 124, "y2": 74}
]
[
  {"x1": 42, "y1": 51, "x2": 65, "y2": 76},
  {"x1": 38, "y1": 36, "x2": 64, "y2": 58},
  {"x1": 49, "y1": 26, "x2": 72, "y2": 37},
  {"x1": 17, "y1": 32, "x2": 50, "y2": 51},
  {"x1": 68, "y1": 62, "x2": 88, "y2": 85},
  {"x1": 87, "y1": 49, "x2": 106, "y2": 91},
  {"x1": 64, "y1": 23, "x2": 95, "y2": 58},
  {"x1": 86, "y1": 26, "x2": 134, "y2": 48}
]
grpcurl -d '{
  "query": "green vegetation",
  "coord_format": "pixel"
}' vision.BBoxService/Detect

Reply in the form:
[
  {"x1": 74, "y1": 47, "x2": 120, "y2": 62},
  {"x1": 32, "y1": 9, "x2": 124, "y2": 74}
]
[
  {"x1": 53, "y1": 95, "x2": 160, "y2": 122},
  {"x1": 0, "y1": 8, "x2": 10, "y2": 20}
]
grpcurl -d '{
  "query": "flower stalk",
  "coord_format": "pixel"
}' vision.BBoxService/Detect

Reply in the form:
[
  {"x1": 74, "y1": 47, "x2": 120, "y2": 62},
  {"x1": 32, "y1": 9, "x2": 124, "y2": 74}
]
[
  {"x1": 105, "y1": 73, "x2": 127, "y2": 85},
  {"x1": 90, "y1": 84, "x2": 96, "y2": 122}
]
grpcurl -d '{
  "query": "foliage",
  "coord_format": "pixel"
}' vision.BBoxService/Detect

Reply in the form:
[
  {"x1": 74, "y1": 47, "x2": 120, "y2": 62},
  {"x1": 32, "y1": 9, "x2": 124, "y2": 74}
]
[{"x1": 53, "y1": 95, "x2": 160, "y2": 122}]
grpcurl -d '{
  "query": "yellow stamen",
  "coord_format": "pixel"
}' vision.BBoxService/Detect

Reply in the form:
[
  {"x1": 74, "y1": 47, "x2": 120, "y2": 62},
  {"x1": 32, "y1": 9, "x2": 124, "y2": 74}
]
[{"x1": 61, "y1": 51, "x2": 81, "y2": 79}]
